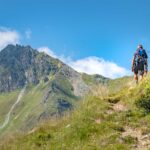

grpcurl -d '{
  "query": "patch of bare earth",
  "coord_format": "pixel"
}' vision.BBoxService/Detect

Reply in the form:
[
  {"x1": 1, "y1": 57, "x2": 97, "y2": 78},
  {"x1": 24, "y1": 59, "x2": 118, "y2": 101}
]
[
  {"x1": 113, "y1": 103, "x2": 128, "y2": 112},
  {"x1": 95, "y1": 118, "x2": 101, "y2": 124},
  {"x1": 106, "y1": 102, "x2": 128, "y2": 114},
  {"x1": 122, "y1": 126, "x2": 150, "y2": 150}
]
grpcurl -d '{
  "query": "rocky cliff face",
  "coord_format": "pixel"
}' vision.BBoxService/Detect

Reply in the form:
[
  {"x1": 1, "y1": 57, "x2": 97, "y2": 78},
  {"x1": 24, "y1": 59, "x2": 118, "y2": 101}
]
[
  {"x1": 0, "y1": 45, "x2": 59, "y2": 91},
  {"x1": 0, "y1": 44, "x2": 90, "y2": 96}
]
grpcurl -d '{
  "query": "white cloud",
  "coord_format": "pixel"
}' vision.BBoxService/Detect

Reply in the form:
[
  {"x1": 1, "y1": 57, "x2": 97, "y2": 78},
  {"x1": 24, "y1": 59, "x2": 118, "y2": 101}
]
[
  {"x1": 38, "y1": 47, "x2": 57, "y2": 58},
  {"x1": 25, "y1": 29, "x2": 32, "y2": 39},
  {"x1": 0, "y1": 27, "x2": 20, "y2": 50},
  {"x1": 38, "y1": 46, "x2": 130, "y2": 79},
  {"x1": 67, "y1": 57, "x2": 131, "y2": 79}
]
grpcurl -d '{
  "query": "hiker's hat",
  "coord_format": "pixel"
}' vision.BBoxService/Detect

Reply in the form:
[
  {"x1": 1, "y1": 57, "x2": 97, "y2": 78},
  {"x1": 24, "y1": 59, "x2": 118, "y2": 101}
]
[{"x1": 138, "y1": 44, "x2": 143, "y2": 49}]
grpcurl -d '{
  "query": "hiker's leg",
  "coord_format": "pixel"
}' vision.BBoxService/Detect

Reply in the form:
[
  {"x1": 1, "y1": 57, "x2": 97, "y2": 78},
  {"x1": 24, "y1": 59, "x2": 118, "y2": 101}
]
[
  {"x1": 140, "y1": 73, "x2": 144, "y2": 81},
  {"x1": 134, "y1": 74, "x2": 138, "y2": 84},
  {"x1": 144, "y1": 60, "x2": 148, "y2": 76},
  {"x1": 139, "y1": 63, "x2": 144, "y2": 81},
  {"x1": 133, "y1": 66, "x2": 138, "y2": 84},
  {"x1": 144, "y1": 71, "x2": 147, "y2": 76},
  {"x1": 139, "y1": 72, "x2": 144, "y2": 82},
  {"x1": 144, "y1": 64, "x2": 148, "y2": 76}
]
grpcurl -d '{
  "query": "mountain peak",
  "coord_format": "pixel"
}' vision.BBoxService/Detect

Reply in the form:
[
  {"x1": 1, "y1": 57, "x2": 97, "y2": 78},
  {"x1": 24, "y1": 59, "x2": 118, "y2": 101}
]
[
  {"x1": 0, "y1": 44, "x2": 93, "y2": 94},
  {"x1": 1, "y1": 44, "x2": 38, "y2": 54},
  {"x1": 0, "y1": 44, "x2": 59, "y2": 92}
]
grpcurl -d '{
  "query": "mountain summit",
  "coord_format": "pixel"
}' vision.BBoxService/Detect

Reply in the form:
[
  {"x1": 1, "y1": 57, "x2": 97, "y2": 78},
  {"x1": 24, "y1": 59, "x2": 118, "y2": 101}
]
[{"x1": 0, "y1": 44, "x2": 89, "y2": 94}]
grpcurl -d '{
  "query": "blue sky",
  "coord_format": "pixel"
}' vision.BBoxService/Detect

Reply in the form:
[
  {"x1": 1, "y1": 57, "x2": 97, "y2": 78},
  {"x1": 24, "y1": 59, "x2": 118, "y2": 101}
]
[{"x1": 0, "y1": 0, "x2": 150, "y2": 78}]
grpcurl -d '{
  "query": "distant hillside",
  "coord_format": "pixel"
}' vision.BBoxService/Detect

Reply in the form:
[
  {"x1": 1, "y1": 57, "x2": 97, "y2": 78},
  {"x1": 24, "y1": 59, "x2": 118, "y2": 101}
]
[{"x1": 0, "y1": 44, "x2": 109, "y2": 136}]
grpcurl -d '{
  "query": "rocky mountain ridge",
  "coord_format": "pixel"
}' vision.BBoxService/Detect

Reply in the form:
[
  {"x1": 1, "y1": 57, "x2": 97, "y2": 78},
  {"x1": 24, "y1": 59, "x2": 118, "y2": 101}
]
[
  {"x1": 0, "y1": 44, "x2": 109, "y2": 135},
  {"x1": 0, "y1": 44, "x2": 93, "y2": 95}
]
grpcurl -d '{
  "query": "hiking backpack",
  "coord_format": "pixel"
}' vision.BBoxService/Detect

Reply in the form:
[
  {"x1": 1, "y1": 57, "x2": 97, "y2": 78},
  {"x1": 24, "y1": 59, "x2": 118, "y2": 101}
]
[{"x1": 134, "y1": 49, "x2": 147, "y2": 66}]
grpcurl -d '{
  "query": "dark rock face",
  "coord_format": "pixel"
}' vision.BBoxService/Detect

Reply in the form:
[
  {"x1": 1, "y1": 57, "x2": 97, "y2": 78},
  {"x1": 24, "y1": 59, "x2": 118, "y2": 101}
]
[
  {"x1": 0, "y1": 44, "x2": 108, "y2": 96},
  {"x1": 0, "y1": 44, "x2": 60, "y2": 92},
  {"x1": 57, "y1": 99, "x2": 72, "y2": 113},
  {"x1": 0, "y1": 44, "x2": 91, "y2": 97}
]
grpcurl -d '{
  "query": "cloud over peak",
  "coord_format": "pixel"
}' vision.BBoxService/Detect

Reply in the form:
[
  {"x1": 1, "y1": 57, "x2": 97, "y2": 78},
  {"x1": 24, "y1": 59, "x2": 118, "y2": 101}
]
[
  {"x1": 68, "y1": 57, "x2": 130, "y2": 79},
  {"x1": 38, "y1": 47, "x2": 131, "y2": 79},
  {"x1": 38, "y1": 47, "x2": 57, "y2": 58},
  {"x1": 0, "y1": 27, "x2": 20, "y2": 50}
]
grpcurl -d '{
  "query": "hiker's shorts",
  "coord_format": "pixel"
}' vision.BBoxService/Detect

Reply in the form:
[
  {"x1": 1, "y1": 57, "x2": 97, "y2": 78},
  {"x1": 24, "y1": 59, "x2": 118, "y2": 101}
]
[{"x1": 134, "y1": 62, "x2": 144, "y2": 75}]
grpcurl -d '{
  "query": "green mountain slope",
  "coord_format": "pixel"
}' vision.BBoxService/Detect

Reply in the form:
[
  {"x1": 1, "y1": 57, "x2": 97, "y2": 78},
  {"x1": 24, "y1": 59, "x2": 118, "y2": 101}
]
[
  {"x1": 1, "y1": 75, "x2": 150, "y2": 150},
  {"x1": 0, "y1": 44, "x2": 109, "y2": 136},
  {"x1": 0, "y1": 81, "x2": 79, "y2": 136}
]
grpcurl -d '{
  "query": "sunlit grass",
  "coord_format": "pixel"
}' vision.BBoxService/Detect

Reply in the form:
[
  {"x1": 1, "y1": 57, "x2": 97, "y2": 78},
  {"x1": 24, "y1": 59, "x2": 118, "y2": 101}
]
[{"x1": 1, "y1": 76, "x2": 150, "y2": 150}]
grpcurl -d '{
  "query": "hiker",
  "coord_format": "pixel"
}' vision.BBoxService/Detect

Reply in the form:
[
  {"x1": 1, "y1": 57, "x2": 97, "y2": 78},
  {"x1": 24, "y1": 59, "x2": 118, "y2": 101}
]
[{"x1": 132, "y1": 44, "x2": 148, "y2": 84}]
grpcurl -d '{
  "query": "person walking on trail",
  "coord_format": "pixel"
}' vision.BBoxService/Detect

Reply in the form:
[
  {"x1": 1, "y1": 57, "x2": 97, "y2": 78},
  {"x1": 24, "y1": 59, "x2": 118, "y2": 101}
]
[{"x1": 132, "y1": 44, "x2": 148, "y2": 84}]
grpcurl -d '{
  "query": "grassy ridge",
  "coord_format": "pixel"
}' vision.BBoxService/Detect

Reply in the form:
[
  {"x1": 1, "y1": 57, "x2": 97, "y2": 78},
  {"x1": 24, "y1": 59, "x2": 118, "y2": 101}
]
[{"x1": 1, "y1": 76, "x2": 150, "y2": 149}]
